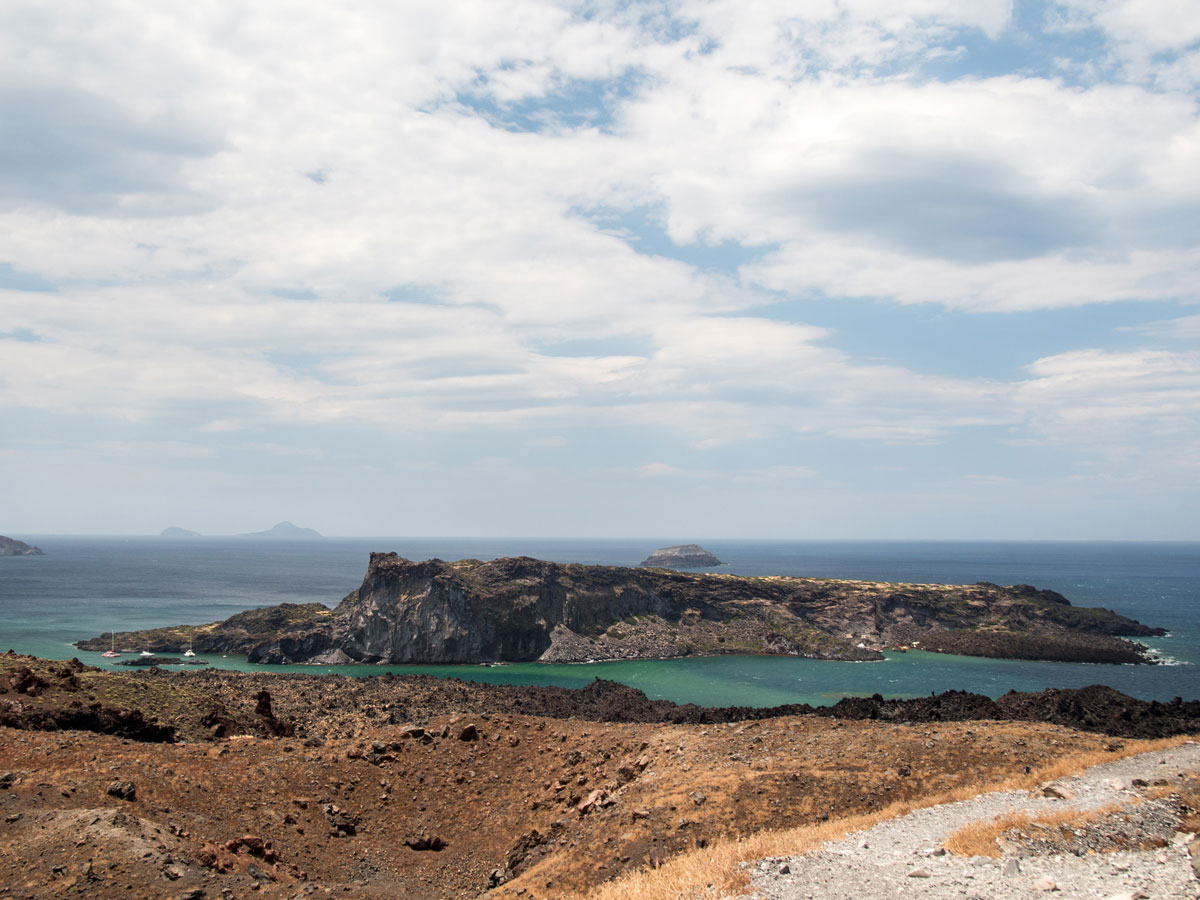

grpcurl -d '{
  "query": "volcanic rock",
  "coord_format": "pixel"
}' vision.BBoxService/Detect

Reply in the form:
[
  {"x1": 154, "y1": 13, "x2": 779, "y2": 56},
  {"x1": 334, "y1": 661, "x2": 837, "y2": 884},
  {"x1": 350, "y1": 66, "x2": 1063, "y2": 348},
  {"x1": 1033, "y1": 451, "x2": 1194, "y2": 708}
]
[
  {"x1": 79, "y1": 554, "x2": 1165, "y2": 667},
  {"x1": 106, "y1": 780, "x2": 136, "y2": 801},
  {"x1": 639, "y1": 544, "x2": 723, "y2": 568}
]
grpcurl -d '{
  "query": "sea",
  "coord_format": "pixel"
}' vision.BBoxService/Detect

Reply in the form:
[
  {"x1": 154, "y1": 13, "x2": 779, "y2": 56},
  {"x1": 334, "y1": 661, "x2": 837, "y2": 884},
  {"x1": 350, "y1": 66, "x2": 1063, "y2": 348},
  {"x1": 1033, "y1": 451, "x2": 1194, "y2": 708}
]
[{"x1": 0, "y1": 537, "x2": 1196, "y2": 708}]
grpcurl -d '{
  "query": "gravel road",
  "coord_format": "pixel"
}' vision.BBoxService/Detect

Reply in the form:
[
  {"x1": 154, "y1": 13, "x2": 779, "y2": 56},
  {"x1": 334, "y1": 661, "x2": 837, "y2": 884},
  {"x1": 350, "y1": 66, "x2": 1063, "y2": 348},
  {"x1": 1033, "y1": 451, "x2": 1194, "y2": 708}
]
[{"x1": 742, "y1": 742, "x2": 1200, "y2": 900}]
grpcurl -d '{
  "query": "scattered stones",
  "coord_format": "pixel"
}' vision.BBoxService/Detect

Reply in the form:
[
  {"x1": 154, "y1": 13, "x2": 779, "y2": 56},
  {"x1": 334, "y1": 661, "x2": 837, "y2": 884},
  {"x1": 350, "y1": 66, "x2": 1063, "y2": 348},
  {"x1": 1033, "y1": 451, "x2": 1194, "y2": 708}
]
[
  {"x1": 745, "y1": 743, "x2": 1200, "y2": 900},
  {"x1": 323, "y1": 803, "x2": 359, "y2": 837},
  {"x1": 458, "y1": 724, "x2": 479, "y2": 741}
]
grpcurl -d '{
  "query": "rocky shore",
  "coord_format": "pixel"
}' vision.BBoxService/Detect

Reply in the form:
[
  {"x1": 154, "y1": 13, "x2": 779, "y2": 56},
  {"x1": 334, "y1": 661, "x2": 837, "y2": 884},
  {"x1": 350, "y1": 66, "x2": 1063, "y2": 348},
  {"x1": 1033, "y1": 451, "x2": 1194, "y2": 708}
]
[
  {"x1": 4, "y1": 653, "x2": 1200, "y2": 745},
  {"x1": 638, "y1": 543, "x2": 724, "y2": 568},
  {"x1": 77, "y1": 554, "x2": 1164, "y2": 666}
]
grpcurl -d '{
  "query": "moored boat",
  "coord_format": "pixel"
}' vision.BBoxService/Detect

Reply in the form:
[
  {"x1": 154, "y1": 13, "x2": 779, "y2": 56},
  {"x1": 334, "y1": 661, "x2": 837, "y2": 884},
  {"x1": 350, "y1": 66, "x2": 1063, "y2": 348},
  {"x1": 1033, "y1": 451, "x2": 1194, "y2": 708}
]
[{"x1": 101, "y1": 630, "x2": 121, "y2": 658}]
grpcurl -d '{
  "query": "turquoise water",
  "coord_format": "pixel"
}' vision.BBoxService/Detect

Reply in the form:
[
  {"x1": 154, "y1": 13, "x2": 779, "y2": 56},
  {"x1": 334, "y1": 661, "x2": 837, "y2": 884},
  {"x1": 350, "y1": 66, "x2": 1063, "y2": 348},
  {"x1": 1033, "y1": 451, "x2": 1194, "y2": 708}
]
[{"x1": 0, "y1": 537, "x2": 1196, "y2": 707}]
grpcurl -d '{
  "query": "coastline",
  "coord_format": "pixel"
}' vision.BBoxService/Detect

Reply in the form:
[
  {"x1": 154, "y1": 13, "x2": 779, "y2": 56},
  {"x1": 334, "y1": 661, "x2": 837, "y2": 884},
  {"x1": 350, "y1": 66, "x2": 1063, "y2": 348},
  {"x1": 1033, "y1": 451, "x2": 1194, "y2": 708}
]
[
  {"x1": 6, "y1": 537, "x2": 1197, "y2": 707},
  {"x1": 75, "y1": 554, "x2": 1165, "y2": 668}
]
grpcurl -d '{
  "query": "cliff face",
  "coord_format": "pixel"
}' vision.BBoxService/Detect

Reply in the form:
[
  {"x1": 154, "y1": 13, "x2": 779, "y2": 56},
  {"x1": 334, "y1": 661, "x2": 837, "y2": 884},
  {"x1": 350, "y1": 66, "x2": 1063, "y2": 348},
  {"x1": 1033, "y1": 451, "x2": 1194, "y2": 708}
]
[
  {"x1": 79, "y1": 554, "x2": 1166, "y2": 666},
  {"x1": 0, "y1": 535, "x2": 43, "y2": 556},
  {"x1": 639, "y1": 544, "x2": 723, "y2": 568},
  {"x1": 246, "y1": 554, "x2": 1161, "y2": 665}
]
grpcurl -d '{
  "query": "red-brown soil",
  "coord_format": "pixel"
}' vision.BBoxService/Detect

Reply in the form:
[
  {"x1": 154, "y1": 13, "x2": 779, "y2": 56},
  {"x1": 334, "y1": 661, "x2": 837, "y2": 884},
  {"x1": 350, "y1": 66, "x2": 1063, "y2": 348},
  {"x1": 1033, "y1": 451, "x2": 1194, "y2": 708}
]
[{"x1": 0, "y1": 654, "x2": 1194, "y2": 900}]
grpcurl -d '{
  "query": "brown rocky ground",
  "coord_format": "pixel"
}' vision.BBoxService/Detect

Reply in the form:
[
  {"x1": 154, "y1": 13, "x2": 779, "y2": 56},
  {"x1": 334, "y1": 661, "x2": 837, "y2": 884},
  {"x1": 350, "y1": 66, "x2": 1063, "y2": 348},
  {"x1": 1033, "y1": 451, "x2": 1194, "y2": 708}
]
[{"x1": 1, "y1": 654, "x2": 1197, "y2": 900}]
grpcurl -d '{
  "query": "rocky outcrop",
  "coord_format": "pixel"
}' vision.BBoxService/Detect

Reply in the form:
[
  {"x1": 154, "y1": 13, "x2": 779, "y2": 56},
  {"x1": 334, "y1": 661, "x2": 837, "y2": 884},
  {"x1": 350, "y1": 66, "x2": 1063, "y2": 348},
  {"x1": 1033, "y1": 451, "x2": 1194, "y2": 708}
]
[
  {"x1": 0, "y1": 535, "x2": 43, "y2": 556},
  {"x1": 81, "y1": 554, "x2": 1165, "y2": 666},
  {"x1": 75, "y1": 603, "x2": 334, "y2": 655},
  {"x1": 639, "y1": 544, "x2": 723, "y2": 568}
]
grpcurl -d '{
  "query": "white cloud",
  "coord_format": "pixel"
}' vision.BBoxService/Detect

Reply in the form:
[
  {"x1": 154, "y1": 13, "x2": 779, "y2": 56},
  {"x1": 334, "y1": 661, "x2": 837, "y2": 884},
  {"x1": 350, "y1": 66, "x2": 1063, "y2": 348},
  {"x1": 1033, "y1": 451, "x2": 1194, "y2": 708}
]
[
  {"x1": 1128, "y1": 313, "x2": 1200, "y2": 339},
  {"x1": 1014, "y1": 349, "x2": 1200, "y2": 464},
  {"x1": 1, "y1": 0, "x2": 1198, "y2": 534}
]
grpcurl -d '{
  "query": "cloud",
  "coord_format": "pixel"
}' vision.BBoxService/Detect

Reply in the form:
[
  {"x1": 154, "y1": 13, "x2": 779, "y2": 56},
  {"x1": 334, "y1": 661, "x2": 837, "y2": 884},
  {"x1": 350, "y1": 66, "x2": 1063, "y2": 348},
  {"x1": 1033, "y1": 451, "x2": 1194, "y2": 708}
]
[
  {"x1": 1, "y1": 0, "x2": 1198, "y2": 535},
  {"x1": 0, "y1": 85, "x2": 221, "y2": 214},
  {"x1": 1015, "y1": 349, "x2": 1200, "y2": 457},
  {"x1": 784, "y1": 151, "x2": 1099, "y2": 263},
  {"x1": 1127, "y1": 314, "x2": 1200, "y2": 340}
]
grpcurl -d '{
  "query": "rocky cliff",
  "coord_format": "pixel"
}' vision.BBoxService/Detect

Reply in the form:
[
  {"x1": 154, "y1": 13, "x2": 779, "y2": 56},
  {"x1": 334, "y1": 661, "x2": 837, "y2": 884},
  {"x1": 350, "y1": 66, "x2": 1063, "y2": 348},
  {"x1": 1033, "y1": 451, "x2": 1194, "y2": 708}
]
[
  {"x1": 79, "y1": 554, "x2": 1165, "y2": 666},
  {"x1": 0, "y1": 535, "x2": 43, "y2": 556},
  {"x1": 639, "y1": 544, "x2": 723, "y2": 568}
]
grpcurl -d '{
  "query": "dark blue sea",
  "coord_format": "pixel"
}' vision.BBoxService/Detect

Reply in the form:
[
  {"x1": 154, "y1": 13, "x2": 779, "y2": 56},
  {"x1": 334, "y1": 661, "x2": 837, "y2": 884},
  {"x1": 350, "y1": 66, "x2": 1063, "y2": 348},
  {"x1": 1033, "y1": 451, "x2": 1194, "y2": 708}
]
[{"x1": 1, "y1": 538, "x2": 1196, "y2": 707}]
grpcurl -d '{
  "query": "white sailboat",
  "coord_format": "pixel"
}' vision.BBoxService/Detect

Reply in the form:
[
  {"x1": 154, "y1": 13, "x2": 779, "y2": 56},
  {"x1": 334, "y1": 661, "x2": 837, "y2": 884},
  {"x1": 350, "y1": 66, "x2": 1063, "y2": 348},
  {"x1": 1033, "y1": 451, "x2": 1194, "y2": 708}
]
[{"x1": 101, "y1": 630, "x2": 121, "y2": 659}]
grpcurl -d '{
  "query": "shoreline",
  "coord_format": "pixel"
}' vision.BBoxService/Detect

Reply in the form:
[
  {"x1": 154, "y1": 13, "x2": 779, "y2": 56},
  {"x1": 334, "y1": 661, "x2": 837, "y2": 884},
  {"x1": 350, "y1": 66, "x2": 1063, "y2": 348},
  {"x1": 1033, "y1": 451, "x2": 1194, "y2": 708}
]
[
  {"x1": 6, "y1": 652, "x2": 1200, "y2": 739},
  {"x1": 74, "y1": 554, "x2": 1166, "y2": 667}
]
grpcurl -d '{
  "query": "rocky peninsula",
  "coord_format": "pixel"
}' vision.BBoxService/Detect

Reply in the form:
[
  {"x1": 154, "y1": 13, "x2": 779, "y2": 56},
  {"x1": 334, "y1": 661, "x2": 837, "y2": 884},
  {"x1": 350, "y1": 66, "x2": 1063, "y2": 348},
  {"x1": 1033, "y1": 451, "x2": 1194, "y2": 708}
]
[
  {"x1": 0, "y1": 534, "x2": 43, "y2": 556},
  {"x1": 78, "y1": 554, "x2": 1164, "y2": 666}
]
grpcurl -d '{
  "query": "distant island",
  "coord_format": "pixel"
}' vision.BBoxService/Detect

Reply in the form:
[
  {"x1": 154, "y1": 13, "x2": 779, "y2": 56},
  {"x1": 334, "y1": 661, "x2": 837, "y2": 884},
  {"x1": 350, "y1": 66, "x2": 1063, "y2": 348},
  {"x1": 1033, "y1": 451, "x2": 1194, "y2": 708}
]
[
  {"x1": 79, "y1": 553, "x2": 1165, "y2": 666},
  {"x1": 0, "y1": 535, "x2": 43, "y2": 556},
  {"x1": 157, "y1": 522, "x2": 323, "y2": 539},
  {"x1": 239, "y1": 521, "x2": 322, "y2": 539},
  {"x1": 640, "y1": 544, "x2": 723, "y2": 568}
]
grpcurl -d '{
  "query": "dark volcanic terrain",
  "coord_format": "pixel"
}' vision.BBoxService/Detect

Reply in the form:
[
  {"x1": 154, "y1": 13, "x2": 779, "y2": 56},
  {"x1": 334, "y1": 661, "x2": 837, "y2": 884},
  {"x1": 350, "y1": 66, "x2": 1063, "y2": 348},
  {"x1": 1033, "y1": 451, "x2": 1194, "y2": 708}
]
[
  {"x1": 1, "y1": 653, "x2": 1198, "y2": 900},
  {"x1": 78, "y1": 554, "x2": 1164, "y2": 666}
]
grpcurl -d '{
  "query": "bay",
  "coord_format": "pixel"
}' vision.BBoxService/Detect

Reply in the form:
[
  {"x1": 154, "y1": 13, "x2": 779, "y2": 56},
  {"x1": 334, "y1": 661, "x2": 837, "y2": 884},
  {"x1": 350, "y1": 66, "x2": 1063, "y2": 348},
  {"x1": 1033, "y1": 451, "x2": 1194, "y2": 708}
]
[{"x1": 0, "y1": 537, "x2": 1196, "y2": 707}]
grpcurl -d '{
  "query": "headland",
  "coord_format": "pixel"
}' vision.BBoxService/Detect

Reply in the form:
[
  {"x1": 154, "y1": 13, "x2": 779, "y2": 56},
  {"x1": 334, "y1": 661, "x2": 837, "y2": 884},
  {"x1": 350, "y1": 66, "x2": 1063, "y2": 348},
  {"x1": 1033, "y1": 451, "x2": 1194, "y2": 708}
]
[
  {"x1": 78, "y1": 553, "x2": 1164, "y2": 666},
  {"x1": 0, "y1": 534, "x2": 43, "y2": 556}
]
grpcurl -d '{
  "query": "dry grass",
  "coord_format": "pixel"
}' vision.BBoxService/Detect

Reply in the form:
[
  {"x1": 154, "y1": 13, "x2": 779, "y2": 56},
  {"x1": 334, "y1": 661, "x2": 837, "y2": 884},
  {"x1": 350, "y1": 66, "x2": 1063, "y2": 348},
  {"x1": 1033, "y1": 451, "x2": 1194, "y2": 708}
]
[
  {"x1": 942, "y1": 802, "x2": 1122, "y2": 858},
  {"x1": 573, "y1": 735, "x2": 1196, "y2": 900}
]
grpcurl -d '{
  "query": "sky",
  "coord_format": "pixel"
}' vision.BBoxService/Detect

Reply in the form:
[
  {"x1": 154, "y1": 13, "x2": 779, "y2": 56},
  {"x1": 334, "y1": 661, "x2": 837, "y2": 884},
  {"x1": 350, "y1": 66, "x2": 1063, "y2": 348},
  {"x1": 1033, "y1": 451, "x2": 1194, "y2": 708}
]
[{"x1": 2, "y1": 0, "x2": 1199, "y2": 540}]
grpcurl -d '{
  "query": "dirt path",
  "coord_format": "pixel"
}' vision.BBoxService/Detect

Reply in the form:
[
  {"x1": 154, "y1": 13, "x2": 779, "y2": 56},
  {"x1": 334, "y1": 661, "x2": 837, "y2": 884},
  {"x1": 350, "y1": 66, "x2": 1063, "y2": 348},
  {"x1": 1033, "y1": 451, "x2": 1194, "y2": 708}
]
[{"x1": 742, "y1": 742, "x2": 1200, "y2": 900}]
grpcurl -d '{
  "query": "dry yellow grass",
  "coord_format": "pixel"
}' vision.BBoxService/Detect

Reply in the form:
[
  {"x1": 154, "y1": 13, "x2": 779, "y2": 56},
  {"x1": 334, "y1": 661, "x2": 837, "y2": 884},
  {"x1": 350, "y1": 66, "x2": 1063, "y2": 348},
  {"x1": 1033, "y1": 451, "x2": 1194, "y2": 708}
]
[
  {"x1": 573, "y1": 735, "x2": 1195, "y2": 900},
  {"x1": 942, "y1": 802, "x2": 1122, "y2": 858}
]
